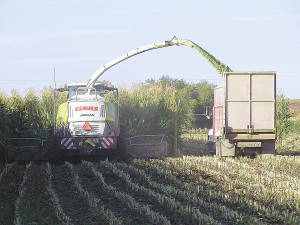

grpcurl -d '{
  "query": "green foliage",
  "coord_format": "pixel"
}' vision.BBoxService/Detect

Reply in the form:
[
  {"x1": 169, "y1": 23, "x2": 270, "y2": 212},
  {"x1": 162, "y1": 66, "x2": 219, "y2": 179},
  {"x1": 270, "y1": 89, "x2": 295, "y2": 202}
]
[
  {"x1": 289, "y1": 119, "x2": 300, "y2": 135},
  {"x1": 6, "y1": 90, "x2": 27, "y2": 138},
  {"x1": 0, "y1": 94, "x2": 9, "y2": 149},
  {"x1": 277, "y1": 94, "x2": 294, "y2": 142},
  {"x1": 24, "y1": 89, "x2": 44, "y2": 137},
  {"x1": 145, "y1": 75, "x2": 215, "y2": 129},
  {"x1": 39, "y1": 88, "x2": 55, "y2": 130},
  {"x1": 0, "y1": 88, "x2": 68, "y2": 142},
  {"x1": 119, "y1": 84, "x2": 184, "y2": 156},
  {"x1": 195, "y1": 81, "x2": 215, "y2": 107}
]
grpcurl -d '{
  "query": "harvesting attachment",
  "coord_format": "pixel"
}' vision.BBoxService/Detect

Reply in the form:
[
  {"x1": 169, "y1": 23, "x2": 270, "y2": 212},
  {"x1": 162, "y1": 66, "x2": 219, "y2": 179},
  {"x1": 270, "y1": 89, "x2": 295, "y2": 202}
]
[{"x1": 126, "y1": 135, "x2": 168, "y2": 158}]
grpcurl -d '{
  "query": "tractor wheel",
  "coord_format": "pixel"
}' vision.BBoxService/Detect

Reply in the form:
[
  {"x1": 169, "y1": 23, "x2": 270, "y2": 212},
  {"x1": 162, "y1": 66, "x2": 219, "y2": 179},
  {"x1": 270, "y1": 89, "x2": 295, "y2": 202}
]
[
  {"x1": 116, "y1": 125, "x2": 131, "y2": 162},
  {"x1": 41, "y1": 129, "x2": 65, "y2": 164},
  {"x1": 0, "y1": 145, "x2": 7, "y2": 164},
  {"x1": 48, "y1": 137, "x2": 65, "y2": 165},
  {"x1": 4, "y1": 146, "x2": 16, "y2": 163}
]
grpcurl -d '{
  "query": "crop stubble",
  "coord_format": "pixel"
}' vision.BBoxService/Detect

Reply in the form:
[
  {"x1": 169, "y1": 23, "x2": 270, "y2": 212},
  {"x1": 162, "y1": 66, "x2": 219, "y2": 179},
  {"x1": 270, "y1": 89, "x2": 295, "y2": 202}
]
[{"x1": 0, "y1": 155, "x2": 299, "y2": 225}]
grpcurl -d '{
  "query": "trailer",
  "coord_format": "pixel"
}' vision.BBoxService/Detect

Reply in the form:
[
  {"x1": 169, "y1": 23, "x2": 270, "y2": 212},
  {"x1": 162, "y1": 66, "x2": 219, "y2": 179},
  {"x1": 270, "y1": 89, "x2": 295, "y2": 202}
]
[{"x1": 213, "y1": 71, "x2": 276, "y2": 157}]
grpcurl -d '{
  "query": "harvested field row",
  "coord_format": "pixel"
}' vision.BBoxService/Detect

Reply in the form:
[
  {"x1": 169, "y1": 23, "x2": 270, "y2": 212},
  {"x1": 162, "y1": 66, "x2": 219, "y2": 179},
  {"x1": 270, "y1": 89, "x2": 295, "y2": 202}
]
[{"x1": 0, "y1": 155, "x2": 299, "y2": 224}]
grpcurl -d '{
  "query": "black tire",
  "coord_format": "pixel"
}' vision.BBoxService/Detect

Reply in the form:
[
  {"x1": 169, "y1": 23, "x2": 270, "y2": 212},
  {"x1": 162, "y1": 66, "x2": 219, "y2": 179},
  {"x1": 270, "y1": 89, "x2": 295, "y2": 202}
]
[
  {"x1": 4, "y1": 146, "x2": 15, "y2": 163},
  {"x1": 0, "y1": 145, "x2": 6, "y2": 163},
  {"x1": 116, "y1": 125, "x2": 131, "y2": 162},
  {"x1": 42, "y1": 129, "x2": 65, "y2": 164}
]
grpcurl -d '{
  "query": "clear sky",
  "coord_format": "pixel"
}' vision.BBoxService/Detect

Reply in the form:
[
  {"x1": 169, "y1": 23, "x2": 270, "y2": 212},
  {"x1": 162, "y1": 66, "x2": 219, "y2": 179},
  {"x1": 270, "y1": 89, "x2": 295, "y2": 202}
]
[{"x1": 1, "y1": 0, "x2": 299, "y2": 99}]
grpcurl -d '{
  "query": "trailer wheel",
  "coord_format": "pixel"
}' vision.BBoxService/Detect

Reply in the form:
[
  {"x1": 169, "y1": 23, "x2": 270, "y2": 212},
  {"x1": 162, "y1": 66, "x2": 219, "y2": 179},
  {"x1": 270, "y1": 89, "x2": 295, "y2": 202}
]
[
  {"x1": 216, "y1": 139, "x2": 221, "y2": 156},
  {"x1": 216, "y1": 138, "x2": 235, "y2": 157}
]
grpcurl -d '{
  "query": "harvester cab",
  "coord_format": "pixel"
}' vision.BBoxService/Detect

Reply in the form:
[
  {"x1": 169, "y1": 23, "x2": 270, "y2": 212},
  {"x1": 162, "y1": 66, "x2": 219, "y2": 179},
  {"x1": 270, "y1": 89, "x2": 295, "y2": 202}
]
[{"x1": 54, "y1": 82, "x2": 121, "y2": 157}]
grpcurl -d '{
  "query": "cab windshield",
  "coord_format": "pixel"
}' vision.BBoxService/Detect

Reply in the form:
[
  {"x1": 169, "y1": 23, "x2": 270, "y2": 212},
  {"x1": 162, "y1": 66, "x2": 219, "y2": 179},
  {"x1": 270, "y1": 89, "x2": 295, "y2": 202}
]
[{"x1": 68, "y1": 85, "x2": 104, "y2": 99}]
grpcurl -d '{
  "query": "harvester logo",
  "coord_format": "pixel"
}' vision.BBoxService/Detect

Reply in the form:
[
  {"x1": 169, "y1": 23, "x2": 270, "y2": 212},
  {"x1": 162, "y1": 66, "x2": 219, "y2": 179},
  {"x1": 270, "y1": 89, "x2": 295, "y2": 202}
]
[
  {"x1": 75, "y1": 106, "x2": 98, "y2": 111},
  {"x1": 100, "y1": 137, "x2": 113, "y2": 148},
  {"x1": 61, "y1": 138, "x2": 75, "y2": 149}
]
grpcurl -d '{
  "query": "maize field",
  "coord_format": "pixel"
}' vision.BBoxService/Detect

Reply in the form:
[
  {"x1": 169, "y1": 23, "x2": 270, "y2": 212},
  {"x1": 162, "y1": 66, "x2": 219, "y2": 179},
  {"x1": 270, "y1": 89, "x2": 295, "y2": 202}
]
[
  {"x1": 1, "y1": 85, "x2": 299, "y2": 224},
  {"x1": 1, "y1": 146, "x2": 300, "y2": 225}
]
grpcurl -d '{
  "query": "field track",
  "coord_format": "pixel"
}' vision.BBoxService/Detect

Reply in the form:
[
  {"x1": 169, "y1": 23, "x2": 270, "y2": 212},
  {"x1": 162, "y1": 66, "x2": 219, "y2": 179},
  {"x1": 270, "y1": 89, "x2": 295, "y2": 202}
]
[{"x1": 0, "y1": 155, "x2": 299, "y2": 225}]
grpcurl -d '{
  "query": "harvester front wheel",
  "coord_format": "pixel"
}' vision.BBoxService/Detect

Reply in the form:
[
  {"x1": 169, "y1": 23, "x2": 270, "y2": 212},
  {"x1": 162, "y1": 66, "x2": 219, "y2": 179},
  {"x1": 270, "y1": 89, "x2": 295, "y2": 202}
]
[
  {"x1": 116, "y1": 125, "x2": 131, "y2": 162},
  {"x1": 42, "y1": 129, "x2": 65, "y2": 164}
]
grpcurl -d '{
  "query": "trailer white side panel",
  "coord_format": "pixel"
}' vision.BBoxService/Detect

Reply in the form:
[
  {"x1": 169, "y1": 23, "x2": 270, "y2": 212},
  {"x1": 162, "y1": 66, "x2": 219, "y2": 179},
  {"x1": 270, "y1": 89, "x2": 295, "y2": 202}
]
[
  {"x1": 224, "y1": 72, "x2": 276, "y2": 131},
  {"x1": 213, "y1": 87, "x2": 223, "y2": 137}
]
